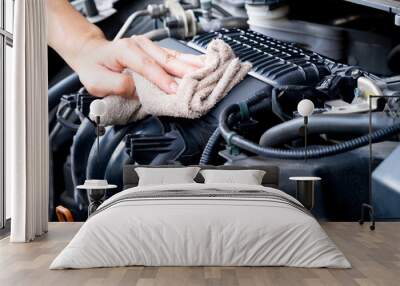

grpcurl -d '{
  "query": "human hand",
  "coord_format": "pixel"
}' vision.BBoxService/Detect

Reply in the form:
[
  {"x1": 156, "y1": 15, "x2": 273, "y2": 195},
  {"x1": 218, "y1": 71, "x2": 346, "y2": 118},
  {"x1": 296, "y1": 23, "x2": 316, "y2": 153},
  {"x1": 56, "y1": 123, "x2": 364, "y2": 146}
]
[{"x1": 69, "y1": 35, "x2": 204, "y2": 98}]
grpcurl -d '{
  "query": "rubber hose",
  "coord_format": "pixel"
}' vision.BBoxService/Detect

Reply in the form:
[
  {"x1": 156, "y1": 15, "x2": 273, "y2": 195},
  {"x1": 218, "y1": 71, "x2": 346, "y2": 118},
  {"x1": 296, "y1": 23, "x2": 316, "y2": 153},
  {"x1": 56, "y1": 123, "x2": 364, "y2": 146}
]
[
  {"x1": 260, "y1": 113, "x2": 397, "y2": 147},
  {"x1": 199, "y1": 128, "x2": 221, "y2": 165},
  {"x1": 220, "y1": 104, "x2": 400, "y2": 160},
  {"x1": 114, "y1": 10, "x2": 150, "y2": 40},
  {"x1": 199, "y1": 92, "x2": 270, "y2": 165},
  {"x1": 48, "y1": 73, "x2": 81, "y2": 111}
]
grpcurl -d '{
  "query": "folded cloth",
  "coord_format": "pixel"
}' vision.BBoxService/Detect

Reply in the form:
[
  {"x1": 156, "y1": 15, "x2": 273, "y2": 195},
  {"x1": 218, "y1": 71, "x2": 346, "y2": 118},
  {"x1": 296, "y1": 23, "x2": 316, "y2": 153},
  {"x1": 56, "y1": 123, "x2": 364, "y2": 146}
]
[{"x1": 91, "y1": 39, "x2": 252, "y2": 126}]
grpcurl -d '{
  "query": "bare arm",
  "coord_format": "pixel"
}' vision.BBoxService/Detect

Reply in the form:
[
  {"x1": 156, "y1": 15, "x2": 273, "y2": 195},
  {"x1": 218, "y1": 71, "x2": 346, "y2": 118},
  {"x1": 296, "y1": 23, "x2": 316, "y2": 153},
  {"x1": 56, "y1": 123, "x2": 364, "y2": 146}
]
[
  {"x1": 47, "y1": 0, "x2": 103, "y2": 70},
  {"x1": 46, "y1": 0, "x2": 203, "y2": 97}
]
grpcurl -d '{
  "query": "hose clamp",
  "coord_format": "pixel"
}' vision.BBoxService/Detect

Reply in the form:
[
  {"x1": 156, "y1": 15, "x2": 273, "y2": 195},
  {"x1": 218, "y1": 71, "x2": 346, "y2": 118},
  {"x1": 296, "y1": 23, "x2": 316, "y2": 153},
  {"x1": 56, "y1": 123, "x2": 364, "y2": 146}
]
[
  {"x1": 226, "y1": 131, "x2": 240, "y2": 156},
  {"x1": 226, "y1": 132, "x2": 236, "y2": 146}
]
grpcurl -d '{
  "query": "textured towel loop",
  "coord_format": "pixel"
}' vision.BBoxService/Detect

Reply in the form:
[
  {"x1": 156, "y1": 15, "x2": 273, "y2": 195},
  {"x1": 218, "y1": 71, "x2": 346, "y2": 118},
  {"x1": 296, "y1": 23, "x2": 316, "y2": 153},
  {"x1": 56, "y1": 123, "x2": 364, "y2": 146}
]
[{"x1": 238, "y1": 102, "x2": 250, "y2": 122}]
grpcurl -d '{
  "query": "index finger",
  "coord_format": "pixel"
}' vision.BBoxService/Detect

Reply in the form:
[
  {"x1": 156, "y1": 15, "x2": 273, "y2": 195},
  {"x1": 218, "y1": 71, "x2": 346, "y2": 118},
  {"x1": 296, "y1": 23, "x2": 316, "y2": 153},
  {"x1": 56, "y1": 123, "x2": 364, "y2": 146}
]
[
  {"x1": 133, "y1": 36, "x2": 199, "y2": 78},
  {"x1": 117, "y1": 39, "x2": 178, "y2": 94},
  {"x1": 162, "y1": 47, "x2": 206, "y2": 68}
]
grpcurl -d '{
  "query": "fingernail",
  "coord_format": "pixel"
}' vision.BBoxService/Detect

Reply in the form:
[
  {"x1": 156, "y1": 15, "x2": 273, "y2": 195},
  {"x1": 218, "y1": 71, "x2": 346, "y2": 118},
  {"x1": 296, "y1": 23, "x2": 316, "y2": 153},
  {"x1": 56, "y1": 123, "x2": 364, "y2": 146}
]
[{"x1": 169, "y1": 82, "x2": 178, "y2": 93}]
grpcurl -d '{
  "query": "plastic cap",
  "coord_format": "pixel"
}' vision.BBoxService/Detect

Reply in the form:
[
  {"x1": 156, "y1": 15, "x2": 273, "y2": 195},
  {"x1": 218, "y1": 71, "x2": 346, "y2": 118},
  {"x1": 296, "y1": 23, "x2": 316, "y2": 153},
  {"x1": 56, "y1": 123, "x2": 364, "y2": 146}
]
[
  {"x1": 90, "y1": 99, "x2": 106, "y2": 117},
  {"x1": 297, "y1": 99, "x2": 314, "y2": 117}
]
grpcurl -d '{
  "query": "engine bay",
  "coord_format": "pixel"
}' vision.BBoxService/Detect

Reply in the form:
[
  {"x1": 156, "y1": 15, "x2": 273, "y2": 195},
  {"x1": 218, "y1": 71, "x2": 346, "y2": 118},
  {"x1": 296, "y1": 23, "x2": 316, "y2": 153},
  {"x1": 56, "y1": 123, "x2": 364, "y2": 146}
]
[{"x1": 49, "y1": 0, "x2": 400, "y2": 222}]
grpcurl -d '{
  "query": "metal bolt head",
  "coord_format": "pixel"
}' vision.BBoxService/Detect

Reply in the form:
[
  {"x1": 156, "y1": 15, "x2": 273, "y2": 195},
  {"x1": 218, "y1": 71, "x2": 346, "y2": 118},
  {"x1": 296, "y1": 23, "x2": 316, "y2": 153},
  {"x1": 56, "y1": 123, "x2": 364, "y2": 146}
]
[{"x1": 351, "y1": 69, "x2": 361, "y2": 79}]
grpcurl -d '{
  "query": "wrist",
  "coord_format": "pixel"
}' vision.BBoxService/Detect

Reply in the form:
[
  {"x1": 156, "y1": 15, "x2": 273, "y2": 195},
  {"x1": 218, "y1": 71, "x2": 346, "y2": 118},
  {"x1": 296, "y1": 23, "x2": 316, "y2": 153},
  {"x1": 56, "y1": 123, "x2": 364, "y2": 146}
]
[{"x1": 65, "y1": 26, "x2": 106, "y2": 70}]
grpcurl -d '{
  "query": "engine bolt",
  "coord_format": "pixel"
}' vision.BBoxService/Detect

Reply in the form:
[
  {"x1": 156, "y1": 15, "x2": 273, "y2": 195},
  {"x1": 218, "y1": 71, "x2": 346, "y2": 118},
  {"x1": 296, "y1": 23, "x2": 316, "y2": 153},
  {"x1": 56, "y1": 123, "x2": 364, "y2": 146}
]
[{"x1": 351, "y1": 69, "x2": 361, "y2": 79}]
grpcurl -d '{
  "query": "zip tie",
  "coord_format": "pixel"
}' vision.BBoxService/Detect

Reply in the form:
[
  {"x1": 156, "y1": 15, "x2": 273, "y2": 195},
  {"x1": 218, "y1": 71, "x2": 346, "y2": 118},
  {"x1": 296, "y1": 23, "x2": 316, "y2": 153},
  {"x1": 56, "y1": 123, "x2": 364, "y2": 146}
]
[{"x1": 238, "y1": 102, "x2": 250, "y2": 121}]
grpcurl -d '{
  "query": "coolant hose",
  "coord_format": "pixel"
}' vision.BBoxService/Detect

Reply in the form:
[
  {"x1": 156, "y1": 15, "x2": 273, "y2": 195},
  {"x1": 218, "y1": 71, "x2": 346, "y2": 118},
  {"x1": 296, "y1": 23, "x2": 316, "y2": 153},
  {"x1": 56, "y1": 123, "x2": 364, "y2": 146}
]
[
  {"x1": 260, "y1": 113, "x2": 397, "y2": 147},
  {"x1": 220, "y1": 103, "x2": 400, "y2": 160}
]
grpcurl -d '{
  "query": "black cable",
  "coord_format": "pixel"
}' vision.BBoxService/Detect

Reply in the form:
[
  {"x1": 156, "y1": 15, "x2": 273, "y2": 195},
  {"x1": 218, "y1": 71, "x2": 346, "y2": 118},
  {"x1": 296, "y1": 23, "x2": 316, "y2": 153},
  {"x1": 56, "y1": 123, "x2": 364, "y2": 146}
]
[
  {"x1": 199, "y1": 90, "x2": 271, "y2": 165},
  {"x1": 259, "y1": 113, "x2": 397, "y2": 147},
  {"x1": 199, "y1": 128, "x2": 221, "y2": 165},
  {"x1": 219, "y1": 103, "x2": 400, "y2": 160}
]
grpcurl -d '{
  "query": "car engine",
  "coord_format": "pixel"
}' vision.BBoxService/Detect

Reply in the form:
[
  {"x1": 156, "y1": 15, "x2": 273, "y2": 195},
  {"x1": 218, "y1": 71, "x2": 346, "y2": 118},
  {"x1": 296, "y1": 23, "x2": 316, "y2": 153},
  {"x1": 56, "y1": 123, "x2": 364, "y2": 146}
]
[{"x1": 49, "y1": 0, "x2": 400, "y2": 221}]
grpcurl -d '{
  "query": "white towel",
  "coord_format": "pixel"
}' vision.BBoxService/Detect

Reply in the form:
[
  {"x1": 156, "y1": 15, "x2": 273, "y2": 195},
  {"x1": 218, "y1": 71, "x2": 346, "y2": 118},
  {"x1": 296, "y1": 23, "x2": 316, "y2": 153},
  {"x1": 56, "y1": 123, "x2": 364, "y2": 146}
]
[{"x1": 91, "y1": 39, "x2": 252, "y2": 126}]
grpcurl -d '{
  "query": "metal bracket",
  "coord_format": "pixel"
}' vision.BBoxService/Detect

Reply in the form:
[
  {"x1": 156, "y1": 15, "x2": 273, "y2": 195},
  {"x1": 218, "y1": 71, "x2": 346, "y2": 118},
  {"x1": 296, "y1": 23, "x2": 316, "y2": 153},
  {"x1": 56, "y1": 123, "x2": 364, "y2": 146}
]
[{"x1": 166, "y1": 0, "x2": 197, "y2": 38}]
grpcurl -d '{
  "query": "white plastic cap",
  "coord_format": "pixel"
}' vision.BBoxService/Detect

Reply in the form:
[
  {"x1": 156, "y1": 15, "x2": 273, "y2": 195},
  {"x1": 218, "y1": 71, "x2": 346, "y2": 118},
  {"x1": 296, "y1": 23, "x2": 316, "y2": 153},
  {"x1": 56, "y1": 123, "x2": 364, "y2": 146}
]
[
  {"x1": 90, "y1": 99, "x2": 106, "y2": 117},
  {"x1": 297, "y1": 99, "x2": 314, "y2": 117}
]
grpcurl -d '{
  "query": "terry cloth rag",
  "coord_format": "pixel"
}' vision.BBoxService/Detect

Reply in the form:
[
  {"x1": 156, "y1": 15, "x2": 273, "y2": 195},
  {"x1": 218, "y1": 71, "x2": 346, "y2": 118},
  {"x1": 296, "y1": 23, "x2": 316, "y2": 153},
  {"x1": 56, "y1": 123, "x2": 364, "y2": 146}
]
[{"x1": 91, "y1": 39, "x2": 252, "y2": 126}]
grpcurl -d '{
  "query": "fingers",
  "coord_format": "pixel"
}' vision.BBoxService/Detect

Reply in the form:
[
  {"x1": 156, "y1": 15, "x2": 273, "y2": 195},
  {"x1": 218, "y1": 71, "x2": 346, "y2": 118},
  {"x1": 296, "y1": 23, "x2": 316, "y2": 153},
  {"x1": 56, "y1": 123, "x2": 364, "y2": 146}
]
[
  {"x1": 82, "y1": 66, "x2": 136, "y2": 98},
  {"x1": 133, "y1": 36, "x2": 201, "y2": 77},
  {"x1": 86, "y1": 37, "x2": 202, "y2": 96},
  {"x1": 116, "y1": 38, "x2": 178, "y2": 94},
  {"x1": 162, "y1": 47, "x2": 205, "y2": 68}
]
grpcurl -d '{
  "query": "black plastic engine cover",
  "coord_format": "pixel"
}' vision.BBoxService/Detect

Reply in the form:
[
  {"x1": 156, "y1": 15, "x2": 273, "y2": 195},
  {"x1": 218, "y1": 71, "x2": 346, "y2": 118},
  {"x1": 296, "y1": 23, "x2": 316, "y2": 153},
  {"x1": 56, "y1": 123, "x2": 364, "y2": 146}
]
[{"x1": 123, "y1": 38, "x2": 272, "y2": 166}]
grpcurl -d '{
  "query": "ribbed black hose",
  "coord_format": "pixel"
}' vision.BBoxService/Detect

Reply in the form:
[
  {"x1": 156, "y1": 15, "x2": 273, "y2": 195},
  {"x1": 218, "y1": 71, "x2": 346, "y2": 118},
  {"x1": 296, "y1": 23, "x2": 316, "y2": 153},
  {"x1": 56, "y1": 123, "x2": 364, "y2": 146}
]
[
  {"x1": 199, "y1": 128, "x2": 222, "y2": 165},
  {"x1": 260, "y1": 113, "x2": 397, "y2": 147},
  {"x1": 220, "y1": 103, "x2": 400, "y2": 160},
  {"x1": 199, "y1": 92, "x2": 270, "y2": 165}
]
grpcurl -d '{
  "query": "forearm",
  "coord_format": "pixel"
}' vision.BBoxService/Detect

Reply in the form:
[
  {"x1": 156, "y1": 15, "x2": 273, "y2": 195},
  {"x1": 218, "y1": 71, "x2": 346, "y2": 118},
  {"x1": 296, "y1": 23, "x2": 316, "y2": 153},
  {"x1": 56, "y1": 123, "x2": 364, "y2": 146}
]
[
  {"x1": 46, "y1": 0, "x2": 105, "y2": 70},
  {"x1": 45, "y1": 0, "x2": 200, "y2": 96}
]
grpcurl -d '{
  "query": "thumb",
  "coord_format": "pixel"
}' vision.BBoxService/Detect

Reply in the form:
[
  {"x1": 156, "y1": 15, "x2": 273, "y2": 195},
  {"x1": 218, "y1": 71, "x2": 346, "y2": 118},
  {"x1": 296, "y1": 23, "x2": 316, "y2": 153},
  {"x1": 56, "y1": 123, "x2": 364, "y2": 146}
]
[
  {"x1": 101, "y1": 68, "x2": 136, "y2": 98},
  {"x1": 83, "y1": 66, "x2": 136, "y2": 98}
]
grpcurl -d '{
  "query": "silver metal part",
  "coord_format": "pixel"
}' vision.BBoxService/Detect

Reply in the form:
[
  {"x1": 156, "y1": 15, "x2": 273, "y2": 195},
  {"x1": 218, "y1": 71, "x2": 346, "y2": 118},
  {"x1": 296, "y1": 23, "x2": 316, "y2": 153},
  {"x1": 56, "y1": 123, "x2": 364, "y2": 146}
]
[
  {"x1": 147, "y1": 4, "x2": 169, "y2": 18},
  {"x1": 71, "y1": 0, "x2": 118, "y2": 23},
  {"x1": 114, "y1": 0, "x2": 198, "y2": 41},
  {"x1": 166, "y1": 0, "x2": 198, "y2": 38},
  {"x1": 200, "y1": 0, "x2": 213, "y2": 21},
  {"x1": 114, "y1": 10, "x2": 150, "y2": 40},
  {"x1": 324, "y1": 77, "x2": 384, "y2": 114}
]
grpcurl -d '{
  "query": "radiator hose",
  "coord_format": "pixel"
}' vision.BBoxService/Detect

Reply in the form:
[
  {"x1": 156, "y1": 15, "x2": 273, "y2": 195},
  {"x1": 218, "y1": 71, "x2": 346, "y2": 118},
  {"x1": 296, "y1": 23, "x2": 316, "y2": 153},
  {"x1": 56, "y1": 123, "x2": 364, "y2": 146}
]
[{"x1": 218, "y1": 102, "x2": 400, "y2": 160}]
